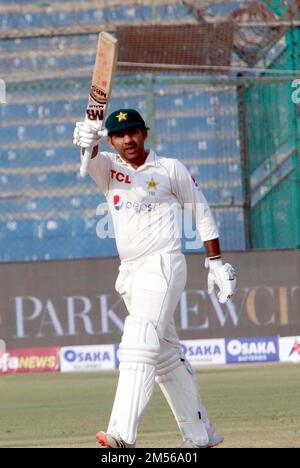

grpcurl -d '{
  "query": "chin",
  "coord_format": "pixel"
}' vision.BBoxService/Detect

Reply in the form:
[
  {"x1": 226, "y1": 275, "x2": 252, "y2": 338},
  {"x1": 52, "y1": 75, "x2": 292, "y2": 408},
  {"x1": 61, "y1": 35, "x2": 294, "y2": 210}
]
[{"x1": 125, "y1": 153, "x2": 138, "y2": 160}]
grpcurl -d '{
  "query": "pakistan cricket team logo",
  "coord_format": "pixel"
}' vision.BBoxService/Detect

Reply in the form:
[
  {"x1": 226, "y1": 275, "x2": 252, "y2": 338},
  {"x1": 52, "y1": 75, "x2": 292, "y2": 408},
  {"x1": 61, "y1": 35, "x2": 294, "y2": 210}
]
[
  {"x1": 147, "y1": 178, "x2": 159, "y2": 196},
  {"x1": 116, "y1": 112, "x2": 128, "y2": 122}
]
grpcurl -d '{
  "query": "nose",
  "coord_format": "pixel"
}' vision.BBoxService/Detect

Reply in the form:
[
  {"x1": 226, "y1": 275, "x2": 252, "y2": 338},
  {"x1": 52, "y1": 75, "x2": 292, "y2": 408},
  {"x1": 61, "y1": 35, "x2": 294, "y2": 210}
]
[{"x1": 123, "y1": 133, "x2": 132, "y2": 143}]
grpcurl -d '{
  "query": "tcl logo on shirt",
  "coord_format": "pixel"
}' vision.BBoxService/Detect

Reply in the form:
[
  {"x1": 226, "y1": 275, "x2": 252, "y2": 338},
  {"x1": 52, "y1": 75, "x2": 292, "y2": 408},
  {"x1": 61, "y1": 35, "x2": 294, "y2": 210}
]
[{"x1": 111, "y1": 170, "x2": 132, "y2": 185}]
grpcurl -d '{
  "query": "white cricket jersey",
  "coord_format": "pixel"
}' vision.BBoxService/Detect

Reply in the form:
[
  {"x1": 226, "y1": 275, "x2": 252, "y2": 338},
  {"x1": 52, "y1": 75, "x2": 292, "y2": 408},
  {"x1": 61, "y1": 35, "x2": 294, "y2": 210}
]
[{"x1": 88, "y1": 149, "x2": 219, "y2": 262}]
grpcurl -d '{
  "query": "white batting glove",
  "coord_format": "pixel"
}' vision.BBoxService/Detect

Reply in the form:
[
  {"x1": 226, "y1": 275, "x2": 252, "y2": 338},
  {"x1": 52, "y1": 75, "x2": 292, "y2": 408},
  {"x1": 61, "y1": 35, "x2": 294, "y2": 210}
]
[
  {"x1": 206, "y1": 258, "x2": 237, "y2": 304},
  {"x1": 73, "y1": 122, "x2": 107, "y2": 149}
]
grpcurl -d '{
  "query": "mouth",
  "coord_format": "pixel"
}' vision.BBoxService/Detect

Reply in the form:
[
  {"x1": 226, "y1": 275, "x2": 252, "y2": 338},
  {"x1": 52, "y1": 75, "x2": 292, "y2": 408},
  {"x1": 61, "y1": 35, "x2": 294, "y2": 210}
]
[{"x1": 124, "y1": 146, "x2": 138, "y2": 156}]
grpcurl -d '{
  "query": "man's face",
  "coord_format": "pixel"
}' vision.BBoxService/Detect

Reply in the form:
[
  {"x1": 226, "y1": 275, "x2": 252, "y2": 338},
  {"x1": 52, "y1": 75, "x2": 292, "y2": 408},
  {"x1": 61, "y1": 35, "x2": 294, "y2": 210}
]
[{"x1": 108, "y1": 127, "x2": 148, "y2": 162}]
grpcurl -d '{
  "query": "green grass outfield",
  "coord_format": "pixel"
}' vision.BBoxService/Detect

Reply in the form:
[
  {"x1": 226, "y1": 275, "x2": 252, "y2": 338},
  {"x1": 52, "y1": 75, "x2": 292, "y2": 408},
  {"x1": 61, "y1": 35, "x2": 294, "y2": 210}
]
[{"x1": 0, "y1": 363, "x2": 299, "y2": 448}]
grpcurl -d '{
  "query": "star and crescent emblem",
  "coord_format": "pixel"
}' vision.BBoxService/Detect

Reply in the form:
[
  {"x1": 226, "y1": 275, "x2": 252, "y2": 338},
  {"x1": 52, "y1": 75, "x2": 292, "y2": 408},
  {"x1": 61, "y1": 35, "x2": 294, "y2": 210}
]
[
  {"x1": 116, "y1": 112, "x2": 128, "y2": 122},
  {"x1": 147, "y1": 178, "x2": 159, "y2": 190}
]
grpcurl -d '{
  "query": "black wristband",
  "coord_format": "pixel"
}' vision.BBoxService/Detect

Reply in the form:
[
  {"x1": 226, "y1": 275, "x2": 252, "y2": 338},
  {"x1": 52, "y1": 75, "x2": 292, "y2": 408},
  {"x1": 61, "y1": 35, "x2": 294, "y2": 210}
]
[{"x1": 209, "y1": 255, "x2": 222, "y2": 261}]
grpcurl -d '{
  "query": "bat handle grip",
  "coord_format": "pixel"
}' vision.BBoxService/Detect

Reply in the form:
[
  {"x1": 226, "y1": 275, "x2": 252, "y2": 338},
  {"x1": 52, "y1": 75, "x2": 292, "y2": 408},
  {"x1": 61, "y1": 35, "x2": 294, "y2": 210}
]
[
  {"x1": 79, "y1": 116, "x2": 99, "y2": 178},
  {"x1": 80, "y1": 147, "x2": 92, "y2": 178}
]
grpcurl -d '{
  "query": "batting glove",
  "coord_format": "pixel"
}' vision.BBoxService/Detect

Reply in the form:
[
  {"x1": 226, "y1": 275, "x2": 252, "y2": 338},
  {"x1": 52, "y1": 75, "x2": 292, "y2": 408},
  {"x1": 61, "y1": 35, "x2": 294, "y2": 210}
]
[
  {"x1": 206, "y1": 258, "x2": 237, "y2": 304},
  {"x1": 73, "y1": 122, "x2": 107, "y2": 149}
]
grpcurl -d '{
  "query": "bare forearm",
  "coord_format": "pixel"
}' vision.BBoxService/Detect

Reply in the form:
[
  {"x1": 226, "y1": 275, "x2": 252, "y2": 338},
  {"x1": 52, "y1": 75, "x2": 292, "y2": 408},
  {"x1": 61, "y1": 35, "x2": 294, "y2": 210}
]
[{"x1": 204, "y1": 238, "x2": 221, "y2": 258}]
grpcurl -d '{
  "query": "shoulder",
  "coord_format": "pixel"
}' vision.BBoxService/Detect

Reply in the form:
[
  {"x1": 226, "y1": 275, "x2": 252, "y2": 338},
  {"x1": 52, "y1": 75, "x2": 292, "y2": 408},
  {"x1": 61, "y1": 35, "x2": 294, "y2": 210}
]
[
  {"x1": 100, "y1": 151, "x2": 118, "y2": 162},
  {"x1": 156, "y1": 156, "x2": 189, "y2": 175},
  {"x1": 156, "y1": 155, "x2": 186, "y2": 171}
]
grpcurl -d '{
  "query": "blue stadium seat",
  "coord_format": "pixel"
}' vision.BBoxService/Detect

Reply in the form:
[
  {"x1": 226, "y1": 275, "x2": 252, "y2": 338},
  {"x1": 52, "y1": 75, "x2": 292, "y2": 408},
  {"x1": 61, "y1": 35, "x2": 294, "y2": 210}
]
[{"x1": 0, "y1": 2, "x2": 247, "y2": 262}]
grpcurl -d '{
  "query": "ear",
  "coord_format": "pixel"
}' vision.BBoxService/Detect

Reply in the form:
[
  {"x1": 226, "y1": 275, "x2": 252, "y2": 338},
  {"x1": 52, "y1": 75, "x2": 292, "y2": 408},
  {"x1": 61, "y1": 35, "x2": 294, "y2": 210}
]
[
  {"x1": 108, "y1": 136, "x2": 115, "y2": 149},
  {"x1": 142, "y1": 128, "x2": 148, "y2": 141}
]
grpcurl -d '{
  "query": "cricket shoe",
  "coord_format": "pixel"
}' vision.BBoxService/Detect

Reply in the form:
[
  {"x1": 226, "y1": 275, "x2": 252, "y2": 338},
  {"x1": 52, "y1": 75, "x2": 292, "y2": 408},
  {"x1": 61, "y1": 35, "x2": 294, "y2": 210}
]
[
  {"x1": 181, "y1": 424, "x2": 224, "y2": 449},
  {"x1": 96, "y1": 431, "x2": 136, "y2": 449},
  {"x1": 206, "y1": 423, "x2": 224, "y2": 448}
]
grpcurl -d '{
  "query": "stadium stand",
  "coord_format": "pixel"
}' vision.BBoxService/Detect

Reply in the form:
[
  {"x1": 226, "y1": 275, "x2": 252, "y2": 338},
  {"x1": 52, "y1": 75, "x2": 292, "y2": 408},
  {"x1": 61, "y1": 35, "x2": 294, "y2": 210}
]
[{"x1": 1, "y1": 1, "x2": 270, "y2": 262}]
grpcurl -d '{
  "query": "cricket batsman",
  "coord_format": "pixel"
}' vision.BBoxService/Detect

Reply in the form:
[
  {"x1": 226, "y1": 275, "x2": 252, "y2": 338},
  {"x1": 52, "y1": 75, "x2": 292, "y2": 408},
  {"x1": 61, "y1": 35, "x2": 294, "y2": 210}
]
[{"x1": 73, "y1": 109, "x2": 237, "y2": 448}]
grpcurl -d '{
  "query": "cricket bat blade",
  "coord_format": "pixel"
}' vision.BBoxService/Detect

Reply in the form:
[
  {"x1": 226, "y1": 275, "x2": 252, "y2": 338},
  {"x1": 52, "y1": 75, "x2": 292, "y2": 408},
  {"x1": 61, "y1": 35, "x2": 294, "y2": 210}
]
[{"x1": 80, "y1": 32, "x2": 118, "y2": 177}]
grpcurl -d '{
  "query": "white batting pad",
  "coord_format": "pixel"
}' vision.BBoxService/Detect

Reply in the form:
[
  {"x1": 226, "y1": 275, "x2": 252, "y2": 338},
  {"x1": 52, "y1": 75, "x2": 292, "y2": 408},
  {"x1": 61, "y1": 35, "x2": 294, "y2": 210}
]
[
  {"x1": 107, "y1": 316, "x2": 160, "y2": 444},
  {"x1": 156, "y1": 348, "x2": 209, "y2": 447}
]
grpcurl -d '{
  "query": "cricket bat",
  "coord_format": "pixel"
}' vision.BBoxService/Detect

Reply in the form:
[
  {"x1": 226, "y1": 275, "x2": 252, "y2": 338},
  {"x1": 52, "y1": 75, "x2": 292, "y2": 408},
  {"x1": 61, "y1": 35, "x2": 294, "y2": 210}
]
[{"x1": 80, "y1": 32, "x2": 118, "y2": 177}]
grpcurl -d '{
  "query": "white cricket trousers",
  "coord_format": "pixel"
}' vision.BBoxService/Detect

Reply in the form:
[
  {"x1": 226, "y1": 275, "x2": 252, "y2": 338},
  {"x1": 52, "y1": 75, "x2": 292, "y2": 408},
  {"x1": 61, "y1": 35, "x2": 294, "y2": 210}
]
[
  {"x1": 115, "y1": 251, "x2": 187, "y2": 341},
  {"x1": 109, "y1": 251, "x2": 210, "y2": 445}
]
